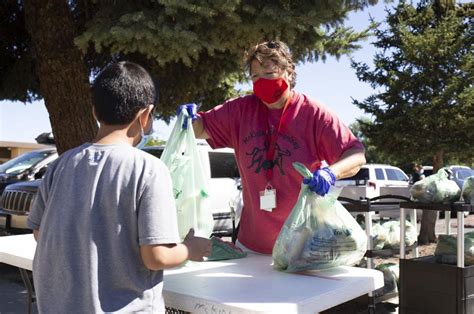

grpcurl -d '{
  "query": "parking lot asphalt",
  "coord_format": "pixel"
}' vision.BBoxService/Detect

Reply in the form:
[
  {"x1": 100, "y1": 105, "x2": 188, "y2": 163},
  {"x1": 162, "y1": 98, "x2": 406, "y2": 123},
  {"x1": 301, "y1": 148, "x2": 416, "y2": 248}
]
[{"x1": 0, "y1": 262, "x2": 37, "y2": 314}]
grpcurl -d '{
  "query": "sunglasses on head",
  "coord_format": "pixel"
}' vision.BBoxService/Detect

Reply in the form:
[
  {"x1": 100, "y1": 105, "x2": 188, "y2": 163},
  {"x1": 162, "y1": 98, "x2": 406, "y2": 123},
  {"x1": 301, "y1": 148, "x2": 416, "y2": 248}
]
[{"x1": 265, "y1": 41, "x2": 280, "y2": 49}]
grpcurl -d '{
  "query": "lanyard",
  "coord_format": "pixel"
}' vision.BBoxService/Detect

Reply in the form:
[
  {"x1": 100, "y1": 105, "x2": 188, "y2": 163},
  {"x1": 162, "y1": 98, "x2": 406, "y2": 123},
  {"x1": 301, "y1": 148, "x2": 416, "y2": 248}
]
[{"x1": 264, "y1": 95, "x2": 296, "y2": 186}]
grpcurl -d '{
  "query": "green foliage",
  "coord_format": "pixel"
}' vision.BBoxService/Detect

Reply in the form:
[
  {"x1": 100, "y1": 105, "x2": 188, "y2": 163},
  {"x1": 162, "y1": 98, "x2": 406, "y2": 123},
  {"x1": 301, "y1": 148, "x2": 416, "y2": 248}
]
[
  {"x1": 1, "y1": 0, "x2": 377, "y2": 119},
  {"x1": 351, "y1": 1, "x2": 473, "y2": 166},
  {"x1": 0, "y1": 1, "x2": 40, "y2": 102},
  {"x1": 146, "y1": 136, "x2": 166, "y2": 147}
]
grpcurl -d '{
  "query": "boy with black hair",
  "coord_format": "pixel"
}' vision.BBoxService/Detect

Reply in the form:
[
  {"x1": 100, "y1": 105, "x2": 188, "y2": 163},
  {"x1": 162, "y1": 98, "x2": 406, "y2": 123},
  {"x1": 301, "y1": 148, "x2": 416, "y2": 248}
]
[{"x1": 28, "y1": 61, "x2": 211, "y2": 313}]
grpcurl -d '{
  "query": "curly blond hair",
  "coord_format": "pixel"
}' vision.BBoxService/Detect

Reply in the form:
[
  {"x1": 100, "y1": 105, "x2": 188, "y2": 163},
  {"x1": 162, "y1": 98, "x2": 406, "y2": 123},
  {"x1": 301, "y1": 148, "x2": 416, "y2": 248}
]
[{"x1": 245, "y1": 41, "x2": 296, "y2": 89}]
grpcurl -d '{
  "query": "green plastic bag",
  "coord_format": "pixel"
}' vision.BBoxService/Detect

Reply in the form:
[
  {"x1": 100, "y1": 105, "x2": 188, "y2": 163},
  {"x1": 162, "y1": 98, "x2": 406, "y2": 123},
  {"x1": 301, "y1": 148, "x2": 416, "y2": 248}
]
[
  {"x1": 462, "y1": 176, "x2": 474, "y2": 205},
  {"x1": 160, "y1": 110, "x2": 214, "y2": 240},
  {"x1": 374, "y1": 263, "x2": 399, "y2": 297},
  {"x1": 435, "y1": 232, "x2": 474, "y2": 265},
  {"x1": 272, "y1": 162, "x2": 367, "y2": 272},
  {"x1": 410, "y1": 168, "x2": 461, "y2": 203},
  {"x1": 382, "y1": 220, "x2": 417, "y2": 249},
  {"x1": 206, "y1": 237, "x2": 247, "y2": 261}
]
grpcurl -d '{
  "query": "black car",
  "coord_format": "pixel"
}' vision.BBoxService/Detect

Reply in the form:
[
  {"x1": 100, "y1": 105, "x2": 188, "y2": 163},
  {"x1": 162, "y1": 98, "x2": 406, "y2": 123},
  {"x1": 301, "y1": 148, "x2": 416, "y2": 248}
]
[{"x1": 0, "y1": 147, "x2": 57, "y2": 196}]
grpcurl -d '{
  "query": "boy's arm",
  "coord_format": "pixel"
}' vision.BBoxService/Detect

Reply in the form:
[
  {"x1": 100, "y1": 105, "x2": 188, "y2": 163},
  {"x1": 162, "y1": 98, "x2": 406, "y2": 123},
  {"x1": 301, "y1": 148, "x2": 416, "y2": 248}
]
[
  {"x1": 33, "y1": 229, "x2": 40, "y2": 241},
  {"x1": 140, "y1": 229, "x2": 211, "y2": 270}
]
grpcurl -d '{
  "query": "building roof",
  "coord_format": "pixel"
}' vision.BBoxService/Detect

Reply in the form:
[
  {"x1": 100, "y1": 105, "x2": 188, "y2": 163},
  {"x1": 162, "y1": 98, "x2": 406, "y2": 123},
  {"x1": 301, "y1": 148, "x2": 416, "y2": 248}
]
[{"x1": 0, "y1": 141, "x2": 52, "y2": 149}]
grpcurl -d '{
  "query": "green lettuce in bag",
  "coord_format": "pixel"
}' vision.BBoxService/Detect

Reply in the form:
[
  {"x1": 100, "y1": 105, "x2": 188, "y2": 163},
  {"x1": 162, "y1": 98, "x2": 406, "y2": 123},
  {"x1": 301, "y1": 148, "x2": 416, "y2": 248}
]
[
  {"x1": 272, "y1": 162, "x2": 367, "y2": 272},
  {"x1": 462, "y1": 176, "x2": 474, "y2": 204},
  {"x1": 160, "y1": 109, "x2": 214, "y2": 240},
  {"x1": 435, "y1": 232, "x2": 474, "y2": 265},
  {"x1": 410, "y1": 168, "x2": 461, "y2": 203}
]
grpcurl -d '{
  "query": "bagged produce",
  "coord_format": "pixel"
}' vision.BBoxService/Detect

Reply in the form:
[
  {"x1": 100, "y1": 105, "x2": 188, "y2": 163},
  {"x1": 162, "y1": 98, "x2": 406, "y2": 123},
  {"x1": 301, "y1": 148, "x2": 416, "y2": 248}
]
[
  {"x1": 382, "y1": 220, "x2": 417, "y2": 249},
  {"x1": 434, "y1": 232, "x2": 474, "y2": 265},
  {"x1": 160, "y1": 109, "x2": 214, "y2": 239},
  {"x1": 374, "y1": 263, "x2": 399, "y2": 297},
  {"x1": 462, "y1": 176, "x2": 474, "y2": 205},
  {"x1": 410, "y1": 168, "x2": 461, "y2": 203},
  {"x1": 206, "y1": 237, "x2": 247, "y2": 261},
  {"x1": 272, "y1": 162, "x2": 367, "y2": 272},
  {"x1": 359, "y1": 222, "x2": 387, "y2": 250}
]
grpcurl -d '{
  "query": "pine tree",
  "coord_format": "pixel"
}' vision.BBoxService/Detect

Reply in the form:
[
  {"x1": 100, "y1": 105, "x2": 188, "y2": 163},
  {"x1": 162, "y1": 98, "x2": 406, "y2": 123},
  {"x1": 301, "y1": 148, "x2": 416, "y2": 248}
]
[
  {"x1": 1, "y1": 0, "x2": 376, "y2": 152},
  {"x1": 351, "y1": 0, "x2": 473, "y2": 243}
]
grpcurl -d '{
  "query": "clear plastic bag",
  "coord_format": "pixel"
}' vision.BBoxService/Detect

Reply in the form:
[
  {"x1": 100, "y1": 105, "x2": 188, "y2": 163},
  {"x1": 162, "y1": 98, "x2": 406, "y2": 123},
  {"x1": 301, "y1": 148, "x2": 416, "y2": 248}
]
[
  {"x1": 382, "y1": 220, "x2": 417, "y2": 249},
  {"x1": 435, "y1": 232, "x2": 474, "y2": 265},
  {"x1": 272, "y1": 162, "x2": 367, "y2": 272},
  {"x1": 462, "y1": 176, "x2": 474, "y2": 204},
  {"x1": 409, "y1": 168, "x2": 461, "y2": 203},
  {"x1": 160, "y1": 110, "x2": 214, "y2": 240}
]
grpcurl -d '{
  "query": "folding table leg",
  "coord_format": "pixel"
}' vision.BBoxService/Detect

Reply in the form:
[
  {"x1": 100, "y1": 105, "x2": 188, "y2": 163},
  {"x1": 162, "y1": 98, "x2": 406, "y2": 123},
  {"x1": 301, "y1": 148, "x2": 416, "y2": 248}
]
[
  {"x1": 368, "y1": 295, "x2": 376, "y2": 314},
  {"x1": 18, "y1": 268, "x2": 35, "y2": 314}
]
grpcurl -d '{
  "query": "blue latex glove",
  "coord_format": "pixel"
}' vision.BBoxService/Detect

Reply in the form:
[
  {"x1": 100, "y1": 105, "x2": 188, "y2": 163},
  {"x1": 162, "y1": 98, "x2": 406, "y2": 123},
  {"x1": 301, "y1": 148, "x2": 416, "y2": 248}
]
[
  {"x1": 177, "y1": 103, "x2": 197, "y2": 129},
  {"x1": 303, "y1": 167, "x2": 336, "y2": 196}
]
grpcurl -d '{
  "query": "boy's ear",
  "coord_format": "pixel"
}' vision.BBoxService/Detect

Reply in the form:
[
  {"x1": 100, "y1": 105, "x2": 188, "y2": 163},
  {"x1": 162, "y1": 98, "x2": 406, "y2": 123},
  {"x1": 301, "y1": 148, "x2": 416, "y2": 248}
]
[
  {"x1": 92, "y1": 106, "x2": 98, "y2": 121},
  {"x1": 139, "y1": 104, "x2": 155, "y2": 126}
]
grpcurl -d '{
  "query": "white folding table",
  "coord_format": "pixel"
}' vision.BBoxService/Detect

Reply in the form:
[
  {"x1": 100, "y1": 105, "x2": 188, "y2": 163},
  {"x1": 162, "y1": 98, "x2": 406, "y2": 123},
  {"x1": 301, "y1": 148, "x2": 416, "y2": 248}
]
[{"x1": 0, "y1": 234, "x2": 383, "y2": 313}]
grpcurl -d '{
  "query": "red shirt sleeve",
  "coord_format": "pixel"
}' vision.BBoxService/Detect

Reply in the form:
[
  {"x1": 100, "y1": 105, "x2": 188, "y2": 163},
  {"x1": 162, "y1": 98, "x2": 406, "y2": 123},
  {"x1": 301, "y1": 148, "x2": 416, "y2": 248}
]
[
  {"x1": 313, "y1": 102, "x2": 364, "y2": 166},
  {"x1": 199, "y1": 97, "x2": 245, "y2": 149}
]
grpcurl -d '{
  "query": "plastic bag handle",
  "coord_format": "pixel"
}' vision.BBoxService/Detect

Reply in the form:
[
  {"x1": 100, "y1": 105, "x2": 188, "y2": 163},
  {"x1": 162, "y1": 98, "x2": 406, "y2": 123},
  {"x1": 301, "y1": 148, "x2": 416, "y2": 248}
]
[{"x1": 292, "y1": 162, "x2": 313, "y2": 179}]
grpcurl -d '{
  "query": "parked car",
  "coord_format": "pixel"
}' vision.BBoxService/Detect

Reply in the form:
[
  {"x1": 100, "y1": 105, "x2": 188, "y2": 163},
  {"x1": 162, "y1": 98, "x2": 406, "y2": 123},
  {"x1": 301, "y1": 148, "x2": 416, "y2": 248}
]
[
  {"x1": 336, "y1": 163, "x2": 410, "y2": 200},
  {"x1": 444, "y1": 165, "x2": 474, "y2": 190},
  {"x1": 422, "y1": 165, "x2": 433, "y2": 177},
  {"x1": 0, "y1": 144, "x2": 242, "y2": 236},
  {"x1": 335, "y1": 164, "x2": 414, "y2": 220},
  {"x1": 0, "y1": 147, "x2": 57, "y2": 197}
]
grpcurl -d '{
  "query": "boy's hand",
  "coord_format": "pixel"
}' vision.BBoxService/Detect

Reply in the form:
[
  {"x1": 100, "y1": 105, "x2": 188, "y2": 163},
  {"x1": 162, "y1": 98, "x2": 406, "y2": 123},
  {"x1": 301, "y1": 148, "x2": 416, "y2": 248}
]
[{"x1": 183, "y1": 229, "x2": 212, "y2": 261}]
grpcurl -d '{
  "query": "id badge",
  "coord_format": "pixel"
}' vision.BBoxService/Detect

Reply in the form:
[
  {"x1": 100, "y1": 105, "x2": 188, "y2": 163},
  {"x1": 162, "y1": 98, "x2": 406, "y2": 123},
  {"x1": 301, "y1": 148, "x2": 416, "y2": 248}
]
[{"x1": 260, "y1": 187, "x2": 276, "y2": 212}]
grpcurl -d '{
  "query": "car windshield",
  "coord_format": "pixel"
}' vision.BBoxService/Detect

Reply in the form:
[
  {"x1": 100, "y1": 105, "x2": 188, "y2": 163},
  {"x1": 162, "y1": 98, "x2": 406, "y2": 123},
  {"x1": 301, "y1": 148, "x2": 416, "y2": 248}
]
[
  {"x1": 0, "y1": 150, "x2": 53, "y2": 175},
  {"x1": 454, "y1": 168, "x2": 474, "y2": 180}
]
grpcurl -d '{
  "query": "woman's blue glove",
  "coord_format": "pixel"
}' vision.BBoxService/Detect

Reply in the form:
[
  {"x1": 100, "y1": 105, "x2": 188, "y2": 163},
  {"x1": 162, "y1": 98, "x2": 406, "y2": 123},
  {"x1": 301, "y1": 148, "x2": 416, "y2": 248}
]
[
  {"x1": 177, "y1": 103, "x2": 197, "y2": 129},
  {"x1": 303, "y1": 167, "x2": 336, "y2": 196}
]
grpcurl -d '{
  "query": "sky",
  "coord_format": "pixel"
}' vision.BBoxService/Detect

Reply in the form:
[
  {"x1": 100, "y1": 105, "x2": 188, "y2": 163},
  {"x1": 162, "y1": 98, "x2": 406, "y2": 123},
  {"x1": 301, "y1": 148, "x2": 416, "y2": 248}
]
[{"x1": 0, "y1": 2, "x2": 389, "y2": 143}]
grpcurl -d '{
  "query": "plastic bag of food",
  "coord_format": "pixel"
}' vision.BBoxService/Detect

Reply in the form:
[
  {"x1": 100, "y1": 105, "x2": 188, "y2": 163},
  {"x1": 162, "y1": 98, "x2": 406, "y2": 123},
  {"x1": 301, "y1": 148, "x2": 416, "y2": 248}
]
[
  {"x1": 434, "y1": 232, "x2": 474, "y2": 265},
  {"x1": 382, "y1": 220, "x2": 417, "y2": 249},
  {"x1": 374, "y1": 263, "x2": 399, "y2": 297},
  {"x1": 272, "y1": 162, "x2": 367, "y2": 272},
  {"x1": 462, "y1": 176, "x2": 474, "y2": 205},
  {"x1": 359, "y1": 221, "x2": 387, "y2": 250},
  {"x1": 160, "y1": 109, "x2": 214, "y2": 240},
  {"x1": 371, "y1": 222, "x2": 388, "y2": 250},
  {"x1": 410, "y1": 168, "x2": 461, "y2": 203}
]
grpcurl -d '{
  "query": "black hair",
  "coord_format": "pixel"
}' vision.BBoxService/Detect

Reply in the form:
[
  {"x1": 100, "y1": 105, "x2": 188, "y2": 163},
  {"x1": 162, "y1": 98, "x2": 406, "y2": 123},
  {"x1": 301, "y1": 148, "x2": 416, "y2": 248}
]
[{"x1": 92, "y1": 61, "x2": 157, "y2": 125}]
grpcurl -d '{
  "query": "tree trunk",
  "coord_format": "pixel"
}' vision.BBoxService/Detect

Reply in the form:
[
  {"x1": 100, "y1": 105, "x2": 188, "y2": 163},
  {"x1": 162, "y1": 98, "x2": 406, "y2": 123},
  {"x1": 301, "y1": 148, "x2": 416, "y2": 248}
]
[
  {"x1": 418, "y1": 150, "x2": 444, "y2": 244},
  {"x1": 24, "y1": 0, "x2": 97, "y2": 154}
]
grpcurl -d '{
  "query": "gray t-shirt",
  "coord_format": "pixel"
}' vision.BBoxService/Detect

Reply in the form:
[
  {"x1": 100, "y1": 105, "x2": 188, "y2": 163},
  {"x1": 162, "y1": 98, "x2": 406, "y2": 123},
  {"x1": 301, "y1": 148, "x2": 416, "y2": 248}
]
[{"x1": 27, "y1": 143, "x2": 180, "y2": 313}]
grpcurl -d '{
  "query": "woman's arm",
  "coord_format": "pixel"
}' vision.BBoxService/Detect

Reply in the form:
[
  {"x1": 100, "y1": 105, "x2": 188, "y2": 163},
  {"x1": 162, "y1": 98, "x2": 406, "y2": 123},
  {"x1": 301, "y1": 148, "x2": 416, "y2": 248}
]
[
  {"x1": 192, "y1": 116, "x2": 210, "y2": 139},
  {"x1": 328, "y1": 147, "x2": 366, "y2": 180}
]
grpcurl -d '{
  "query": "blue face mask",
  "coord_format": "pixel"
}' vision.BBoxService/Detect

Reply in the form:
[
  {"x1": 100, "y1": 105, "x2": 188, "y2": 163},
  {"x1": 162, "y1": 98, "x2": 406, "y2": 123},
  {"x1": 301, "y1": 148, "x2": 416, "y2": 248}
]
[{"x1": 135, "y1": 118, "x2": 153, "y2": 149}]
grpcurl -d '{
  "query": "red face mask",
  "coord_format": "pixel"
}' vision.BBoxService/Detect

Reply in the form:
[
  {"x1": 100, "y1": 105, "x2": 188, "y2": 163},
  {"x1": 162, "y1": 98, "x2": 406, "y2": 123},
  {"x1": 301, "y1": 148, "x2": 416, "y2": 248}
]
[{"x1": 253, "y1": 78, "x2": 288, "y2": 104}]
